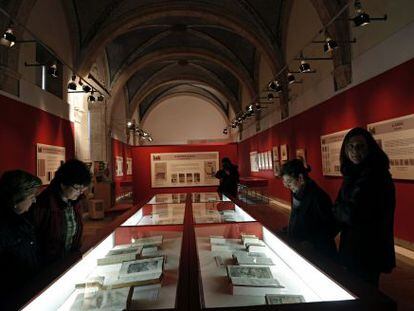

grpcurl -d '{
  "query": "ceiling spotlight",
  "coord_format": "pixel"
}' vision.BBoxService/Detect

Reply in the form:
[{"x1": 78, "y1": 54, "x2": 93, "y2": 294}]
[
  {"x1": 67, "y1": 75, "x2": 77, "y2": 90},
  {"x1": 323, "y1": 37, "x2": 338, "y2": 53},
  {"x1": 223, "y1": 128, "x2": 228, "y2": 135},
  {"x1": 97, "y1": 94, "x2": 105, "y2": 101},
  {"x1": 287, "y1": 73, "x2": 296, "y2": 84},
  {"x1": 0, "y1": 28, "x2": 16, "y2": 47},
  {"x1": 353, "y1": 1, "x2": 370, "y2": 27},
  {"x1": 268, "y1": 80, "x2": 282, "y2": 92},
  {"x1": 299, "y1": 60, "x2": 311, "y2": 73},
  {"x1": 82, "y1": 84, "x2": 91, "y2": 93},
  {"x1": 87, "y1": 92, "x2": 96, "y2": 103},
  {"x1": 267, "y1": 93, "x2": 274, "y2": 101},
  {"x1": 48, "y1": 62, "x2": 58, "y2": 78}
]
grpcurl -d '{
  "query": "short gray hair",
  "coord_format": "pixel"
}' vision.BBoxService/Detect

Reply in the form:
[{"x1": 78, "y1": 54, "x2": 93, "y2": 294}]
[{"x1": 0, "y1": 170, "x2": 42, "y2": 209}]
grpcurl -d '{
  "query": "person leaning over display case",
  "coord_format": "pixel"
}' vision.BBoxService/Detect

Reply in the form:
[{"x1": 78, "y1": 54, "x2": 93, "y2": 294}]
[
  {"x1": 30, "y1": 159, "x2": 92, "y2": 264},
  {"x1": 280, "y1": 159, "x2": 337, "y2": 259},
  {"x1": 215, "y1": 157, "x2": 239, "y2": 197},
  {"x1": 0, "y1": 170, "x2": 42, "y2": 304},
  {"x1": 333, "y1": 127, "x2": 396, "y2": 287}
]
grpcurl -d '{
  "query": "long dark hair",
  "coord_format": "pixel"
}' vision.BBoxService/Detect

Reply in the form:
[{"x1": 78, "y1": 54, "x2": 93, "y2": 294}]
[{"x1": 340, "y1": 127, "x2": 389, "y2": 176}]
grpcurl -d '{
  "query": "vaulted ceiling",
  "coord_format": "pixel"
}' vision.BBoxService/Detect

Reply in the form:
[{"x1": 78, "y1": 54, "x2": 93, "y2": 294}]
[{"x1": 66, "y1": 0, "x2": 286, "y2": 120}]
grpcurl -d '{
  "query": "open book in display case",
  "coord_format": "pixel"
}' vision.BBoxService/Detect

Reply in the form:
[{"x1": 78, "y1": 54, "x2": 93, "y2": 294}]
[{"x1": 22, "y1": 192, "x2": 396, "y2": 311}]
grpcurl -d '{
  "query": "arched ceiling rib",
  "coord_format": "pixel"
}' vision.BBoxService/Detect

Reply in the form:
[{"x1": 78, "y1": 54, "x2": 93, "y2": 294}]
[{"x1": 65, "y1": 0, "x2": 287, "y2": 123}]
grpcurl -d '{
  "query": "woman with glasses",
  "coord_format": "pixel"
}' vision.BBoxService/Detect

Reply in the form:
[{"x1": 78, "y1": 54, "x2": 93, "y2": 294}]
[
  {"x1": 280, "y1": 159, "x2": 337, "y2": 259},
  {"x1": 334, "y1": 127, "x2": 396, "y2": 287},
  {"x1": 31, "y1": 159, "x2": 92, "y2": 264},
  {"x1": 0, "y1": 170, "x2": 42, "y2": 307}
]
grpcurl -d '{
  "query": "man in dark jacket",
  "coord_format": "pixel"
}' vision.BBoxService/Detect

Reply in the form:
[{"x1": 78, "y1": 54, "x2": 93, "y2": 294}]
[
  {"x1": 30, "y1": 159, "x2": 91, "y2": 264},
  {"x1": 215, "y1": 157, "x2": 239, "y2": 197},
  {"x1": 281, "y1": 159, "x2": 337, "y2": 259}
]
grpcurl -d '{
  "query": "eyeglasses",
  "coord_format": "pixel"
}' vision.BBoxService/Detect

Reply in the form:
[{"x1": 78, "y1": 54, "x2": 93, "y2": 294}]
[{"x1": 70, "y1": 185, "x2": 87, "y2": 193}]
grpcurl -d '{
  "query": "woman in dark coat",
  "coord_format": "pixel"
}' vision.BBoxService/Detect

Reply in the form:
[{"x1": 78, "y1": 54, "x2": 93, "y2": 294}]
[
  {"x1": 30, "y1": 159, "x2": 92, "y2": 264},
  {"x1": 280, "y1": 159, "x2": 337, "y2": 259},
  {"x1": 333, "y1": 127, "x2": 396, "y2": 287},
  {"x1": 0, "y1": 170, "x2": 42, "y2": 308}
]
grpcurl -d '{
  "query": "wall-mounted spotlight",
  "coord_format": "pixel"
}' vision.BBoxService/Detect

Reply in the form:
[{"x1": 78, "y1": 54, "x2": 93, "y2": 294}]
[
  {"x1": 97, "y1": 94, "x2": 105, "y2": 102},
  {"x1": 268, "y1": 80, "x2": 282, "y2": 92},
  {"x1": 24, "y1": 61, "x2": 59, "y2": 78},
  {"x1": 0, "y1": 28, "x2": 16, "y2": 47},
  {"x1": 87, "y1": 91, "x2": 96, "y2": 104},
  {"x1": 223, "y1": 128, "x2": 228, "y2": 135},
  {"x1": 351, "y1": 1, "x2": 387, "y2": 27},
  {"x1": 312, "y1": 36, "x2": 355, "y2": 54},
  {"x1": 82, "y1": 84, "x2": 91, "y2": 93},
  {"x1": 287, "y1": 73, "x2": 296, "y2": 84},
  {"x1": 67, "y1": 75, "x2": 77, "y2": 90},
  {"x1": 127, "y1": 121, "x2": 133, "y2": 129},
  {"x1": 299, "y1": 60, "x2": 311, "y2": 73},
  {"x1": 323, "y1": 37, "x2": 338, "y2": 53},
  {"x1": 47, "y1": 62, "x2": 58, "y2": 78}
]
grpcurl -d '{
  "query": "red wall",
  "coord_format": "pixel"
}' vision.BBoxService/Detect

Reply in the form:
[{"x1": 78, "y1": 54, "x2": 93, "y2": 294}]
[
  {"x1": 0, "y1": 94, "x2": 75, "y2": 175},
  {"x1": 131, "y1": 143, "x2": 238, "y2": 202},
  {"x1": 112, "y1": 138, "x2": 133, "y2": 198},
  {"x1": 239, "y1": 57, "x2": 414, "y2": 243}
]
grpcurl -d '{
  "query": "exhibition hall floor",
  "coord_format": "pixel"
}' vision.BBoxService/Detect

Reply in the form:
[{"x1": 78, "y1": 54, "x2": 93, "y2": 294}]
[{"x1": 82, "y1": 202, "x2": 414, "y2": 310}]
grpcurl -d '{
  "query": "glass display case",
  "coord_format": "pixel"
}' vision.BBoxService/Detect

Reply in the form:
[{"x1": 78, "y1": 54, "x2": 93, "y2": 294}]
[
  {"x1": 130, "y1": 203, "x2": 186, "y2": 226},
  {"x1": 22, "y1": 191, "x2": 395, "y2": 311},
  {"x1": 147, "y1": 193, "x2": 187, "y2": 204},
  {"x1": 194, "y1": 223, "x2": 354, "y2": 308},
  {"x1": 192, "y1": 201, "x2": 255, "y2": 224}
]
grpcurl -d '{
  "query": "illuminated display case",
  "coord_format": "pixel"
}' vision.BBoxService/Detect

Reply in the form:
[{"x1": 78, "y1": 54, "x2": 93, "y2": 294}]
[
  {"x1": 22, "y1": 192, "x2": 395, "y2": 311},
  {"x1": 134, "y1": 203, "x2": 186, "y2": 226},
  {"x1": 194, "y1": 223, "x2": 353, "y2": 308},
  {"x1": 192, "y1": 202, "x2": 255, "y2": 224}
]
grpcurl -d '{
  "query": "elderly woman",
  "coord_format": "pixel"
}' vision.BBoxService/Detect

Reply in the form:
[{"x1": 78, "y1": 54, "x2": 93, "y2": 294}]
[
  {"x1": 0, "y1": 170, "x2": 42, "y2": 304},
  {"x1": 31, "y1": 159, "x2": 92, "y2": 264},
  {"x1": 280, "y1": 159, "x2": 337, "y2": 259},
  {"x1": 334, "y1": 127, "x2": 396, "y2": 287}
]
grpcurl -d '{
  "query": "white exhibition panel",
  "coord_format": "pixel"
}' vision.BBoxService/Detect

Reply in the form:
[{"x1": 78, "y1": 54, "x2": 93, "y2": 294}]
[
  {"x1": 368, "y1": 114, "x2": 414, "y2": 180},
  {"x1": 320, "y1": 129, "x2": 350, "y2": 176},
  {"x1": 150, "y1": 152, "x2": 219, "y2": 188},
  {"x1": 36, "y1": 143, "x2": 66, "y2": 185}
]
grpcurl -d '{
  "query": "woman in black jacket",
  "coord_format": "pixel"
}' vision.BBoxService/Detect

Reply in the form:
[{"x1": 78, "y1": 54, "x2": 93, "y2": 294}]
[
  {"x1": 0, "y1": 170, "x2": 42, "y2": 307},
  {"x1": 280, "y1": 159, "x2": 337, "y2": 259},
  {"x1": 334, "y1": 127, "x2": 396, "y2": 287}
]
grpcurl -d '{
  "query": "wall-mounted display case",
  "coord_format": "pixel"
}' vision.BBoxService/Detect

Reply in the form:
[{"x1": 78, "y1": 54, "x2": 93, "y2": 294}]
[{"x1": 22, "y1": 192, "x2": 395, "y2": 311}]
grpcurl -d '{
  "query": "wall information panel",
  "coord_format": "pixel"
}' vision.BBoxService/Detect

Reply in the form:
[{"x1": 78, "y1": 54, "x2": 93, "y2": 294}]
[
  {"x1": 36, "y1": 143, "x2": 65, "y2": 185},
  {"x1": 151, "y1": 152, "x2": 219, "y2": 188},
  {"x1": 320, "y1": 129, "x2": 350, "y2": 176},
  {"x1": 368, "y1": 114, "x2": 414, "y2": 180}
]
